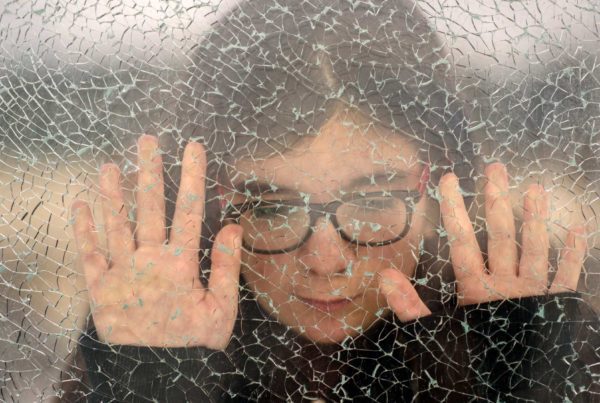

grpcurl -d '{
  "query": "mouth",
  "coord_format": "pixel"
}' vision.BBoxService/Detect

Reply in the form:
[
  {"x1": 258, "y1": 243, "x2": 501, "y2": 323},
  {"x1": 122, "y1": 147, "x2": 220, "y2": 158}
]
[{"x1": 296, "y1": 295, "x2": 357, "y2": 313}]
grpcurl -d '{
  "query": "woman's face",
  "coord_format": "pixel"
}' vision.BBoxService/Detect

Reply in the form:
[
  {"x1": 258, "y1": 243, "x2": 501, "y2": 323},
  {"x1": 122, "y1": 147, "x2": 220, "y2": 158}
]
[{"x1": 224, "y1": 113, "x2": 431, "y2": 344}]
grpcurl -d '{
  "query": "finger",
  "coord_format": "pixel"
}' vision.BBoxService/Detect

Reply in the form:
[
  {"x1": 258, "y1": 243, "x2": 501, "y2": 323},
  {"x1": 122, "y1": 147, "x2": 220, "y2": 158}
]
[
  {"x1": 208, "y1": 225, "x2": 243, "y2": 316},
  {"x1": 378, "y1": 269, "x2": 431, "y2": 322},
  {"x1": 100, "y1": 163, "x2": 135, "y2": 267},
  {"x1": 170, "y1": 142, "x2": 206, "y2": 255},
  {"x1": 519, "y1": 184, "x2": 549, "y2": 284},
  {"x1": 439, "y1": 173, "x2": 486, "y2": 283},
  {"x1": 551, "y1": 225, "x2": 586, "y2": 293},
  {"x1": 136, "y1": 135, "x2": 166, "y2": 246},
  {"x1": 71, "y1": 200, "x2": 108, "y2": 290},
  {"x1": 484, "y1": 163, "x2": 518, "y2": 276}
]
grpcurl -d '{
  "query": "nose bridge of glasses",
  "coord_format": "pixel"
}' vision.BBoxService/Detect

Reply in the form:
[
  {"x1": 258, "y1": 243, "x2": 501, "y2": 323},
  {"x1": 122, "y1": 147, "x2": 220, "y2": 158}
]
[
  {"x1": 307, "y1": 201, "x2": 343, "y2": 231},
  {"x1": 302, "y1": 210, "x2": 352, "y2": 264}
]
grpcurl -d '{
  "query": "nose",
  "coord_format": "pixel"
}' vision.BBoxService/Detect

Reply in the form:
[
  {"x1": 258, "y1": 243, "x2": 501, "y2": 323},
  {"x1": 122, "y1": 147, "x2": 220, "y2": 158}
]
[{"x1": 297, "y1": 215, "x2": 355, "y2": 276}]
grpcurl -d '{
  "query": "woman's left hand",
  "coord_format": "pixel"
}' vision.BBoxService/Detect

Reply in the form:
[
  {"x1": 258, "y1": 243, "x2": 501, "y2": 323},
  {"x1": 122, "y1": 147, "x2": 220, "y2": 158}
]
[
  {"x1": 379, "y1": 162, "x2": 587, "y2": 320},
  {"x1": 439, "y1": 162, "x2": 587, "y2": 306}
]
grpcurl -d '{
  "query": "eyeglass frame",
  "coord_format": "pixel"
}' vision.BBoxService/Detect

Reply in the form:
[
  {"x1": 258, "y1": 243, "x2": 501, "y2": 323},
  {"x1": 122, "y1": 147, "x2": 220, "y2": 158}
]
[{"x1": 222, "y1": 188, "x2": 424, "y2": 255}]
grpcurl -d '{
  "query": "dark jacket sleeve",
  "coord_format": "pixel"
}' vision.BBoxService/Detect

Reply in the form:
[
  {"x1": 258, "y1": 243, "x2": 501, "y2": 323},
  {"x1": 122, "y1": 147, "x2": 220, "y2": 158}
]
[
  {"x1": 78, "y1": 328, "x2": 247, "y2": 402},
  {"x1": 401, "y1": 292, "x2": 600, "y2": 402},
  {"x1": 462, "y1": 292, "x2": 600, "y2": 402}
]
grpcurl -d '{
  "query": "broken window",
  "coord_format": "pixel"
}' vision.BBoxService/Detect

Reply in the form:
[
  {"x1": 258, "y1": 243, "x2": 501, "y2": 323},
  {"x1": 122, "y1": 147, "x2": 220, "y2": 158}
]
[{"x1": 1, "y1": 0, "x2": 598, "y2": 401}]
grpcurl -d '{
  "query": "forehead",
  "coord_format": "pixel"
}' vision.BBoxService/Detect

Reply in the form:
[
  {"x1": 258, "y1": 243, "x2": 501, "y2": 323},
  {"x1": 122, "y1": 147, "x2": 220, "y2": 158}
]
[{"x1": 228, "y1": 117, "x2": 421, "y2": 195}]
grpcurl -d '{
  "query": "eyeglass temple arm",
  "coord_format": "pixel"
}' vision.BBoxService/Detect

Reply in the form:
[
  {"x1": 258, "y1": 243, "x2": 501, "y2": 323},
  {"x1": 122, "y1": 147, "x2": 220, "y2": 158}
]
[{"x1": 418, "y1": 163, "x2": 430, "y2": 195}]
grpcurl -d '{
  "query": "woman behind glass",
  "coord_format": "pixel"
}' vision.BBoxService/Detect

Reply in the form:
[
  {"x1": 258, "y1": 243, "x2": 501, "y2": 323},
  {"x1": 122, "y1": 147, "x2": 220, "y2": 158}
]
[{"x1": 71, "y1": 0, "x2": 599, "y2": 401}]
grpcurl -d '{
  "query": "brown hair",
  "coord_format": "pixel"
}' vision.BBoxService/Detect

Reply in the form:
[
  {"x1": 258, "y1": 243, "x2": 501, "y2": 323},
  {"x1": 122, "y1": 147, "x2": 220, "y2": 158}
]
[{"x1": 167, "y1": 0, "x2": 480, "y2": 310}]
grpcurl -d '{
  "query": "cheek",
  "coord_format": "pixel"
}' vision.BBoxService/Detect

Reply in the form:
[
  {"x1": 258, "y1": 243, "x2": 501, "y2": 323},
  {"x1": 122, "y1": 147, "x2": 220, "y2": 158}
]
[
  {"x1": 359, "y1": 235, "x2": 420, "y2": 277},
  {"x1": 368, "y1": 242, "x2": 418, "y2": 275},
  {"x1": 367, "y1": 197, "x2": 430, "y2": 275},
  {"x1": 241, "y1": 251, "x2": 295, "y2": 292}
]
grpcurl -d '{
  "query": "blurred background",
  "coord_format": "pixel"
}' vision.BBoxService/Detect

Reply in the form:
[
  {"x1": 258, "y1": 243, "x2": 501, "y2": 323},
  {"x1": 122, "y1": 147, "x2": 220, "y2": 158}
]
[{"x1": 0, "y1": 0, "x2": 598, "y2": 400}]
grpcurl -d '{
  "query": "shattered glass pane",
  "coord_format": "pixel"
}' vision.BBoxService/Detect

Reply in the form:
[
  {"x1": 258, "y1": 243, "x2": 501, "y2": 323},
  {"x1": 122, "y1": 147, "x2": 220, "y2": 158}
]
[{"x1": 1, "y1": 0, "x2": 599, "y2": 401}]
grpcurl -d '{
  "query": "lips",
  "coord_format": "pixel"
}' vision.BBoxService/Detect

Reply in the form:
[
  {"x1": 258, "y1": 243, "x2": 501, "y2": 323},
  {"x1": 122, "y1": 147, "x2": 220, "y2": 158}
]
[{"x1": 296, "y1": 295, "x2": 356, "y2": 313}]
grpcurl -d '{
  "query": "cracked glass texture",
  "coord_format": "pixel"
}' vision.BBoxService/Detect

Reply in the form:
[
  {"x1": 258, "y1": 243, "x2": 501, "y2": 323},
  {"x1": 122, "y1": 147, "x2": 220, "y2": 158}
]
[{"x1": 0, "y1": 0, "x2": 599, "y2": 401}]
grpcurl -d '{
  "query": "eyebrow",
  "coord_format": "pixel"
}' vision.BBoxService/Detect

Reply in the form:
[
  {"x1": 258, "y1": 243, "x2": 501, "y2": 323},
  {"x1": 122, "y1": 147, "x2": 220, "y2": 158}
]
[{"x1": 231, "y1": 171, "x2": 411, "y2": 196}]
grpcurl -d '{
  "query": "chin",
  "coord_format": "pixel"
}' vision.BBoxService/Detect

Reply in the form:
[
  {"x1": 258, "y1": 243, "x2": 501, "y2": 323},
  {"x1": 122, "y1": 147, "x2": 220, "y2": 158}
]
[
  {"x1": 291, "y1": 309, "x2": 381, "y2": 345},
  {"x1": 294, "y1": 322, "x2": 358, "y2": 345},
  {"x1": 253, "y1": 288, "x2": 384, "y2": 345}
]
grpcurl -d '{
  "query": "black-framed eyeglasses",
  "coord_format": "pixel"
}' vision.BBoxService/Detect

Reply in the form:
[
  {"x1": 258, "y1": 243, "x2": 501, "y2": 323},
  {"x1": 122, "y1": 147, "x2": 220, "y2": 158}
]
[{"x1": 223, "y1": 190, "x2": 423, "y2": 254}]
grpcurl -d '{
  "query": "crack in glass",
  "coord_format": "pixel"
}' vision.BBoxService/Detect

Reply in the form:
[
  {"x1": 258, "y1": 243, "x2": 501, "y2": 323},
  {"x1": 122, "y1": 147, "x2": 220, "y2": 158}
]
[{"x1": 0, "y1": 0, "x2": 599, "y2": 401}]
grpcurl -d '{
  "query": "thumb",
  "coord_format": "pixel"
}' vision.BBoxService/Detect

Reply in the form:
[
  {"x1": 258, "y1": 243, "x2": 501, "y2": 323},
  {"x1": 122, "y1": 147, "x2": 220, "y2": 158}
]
[
  {"x1": 208, "y1": 224, "x2": 243, "y2": 312},
  {"x1": 378, "y1": 269, "x2": 431, "y2": 322}
]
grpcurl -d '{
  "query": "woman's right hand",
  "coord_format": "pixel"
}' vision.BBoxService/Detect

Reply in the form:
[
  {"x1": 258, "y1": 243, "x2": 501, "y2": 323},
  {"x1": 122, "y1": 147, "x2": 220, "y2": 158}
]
[{"x1": 71, "y1": 135, "x2": 243, "y2": 349}]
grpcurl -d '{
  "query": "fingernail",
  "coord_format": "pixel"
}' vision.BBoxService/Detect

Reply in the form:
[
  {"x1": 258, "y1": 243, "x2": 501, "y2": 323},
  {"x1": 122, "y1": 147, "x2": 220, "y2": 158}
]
[
  {"x1": 524, "y1": 184, "x2": 547, "y2": 219},
  {"x1": 70, "y1": 201, "x2": 85, "y2": 219},
  {"x1": 440, "y1": 172, "x2": 459, "y2": 190},
  {"x1": 499, "y1": 166, "x2": 508, "y2": 185},
  {"x1": 100, "y1": 163, "x2": 119, "y2": 180},
  {"x1": 572, "y1": 226, "x2": 587, "y2": 250},
  {"x1": 378, "y1": 273, "x2": 396, "y2": 296},
  {"x1": 69, "y1": 210, "x2": 79, "y2": 226},
  {"x1": 139, "y1": 134, "x2": 157, "y2": 144},
  {"x1": 572, "y1": 225, "x2": 586, "y2": 236},
  {"x1": 138, "y1": 135, "x2": 160, "y2": 157},
  {"x1": 499, "y1": 163, "x2": 507, "y2": 176},
  {"x1": 217, "y1": 242, "x2": 234, "y2": 256}
]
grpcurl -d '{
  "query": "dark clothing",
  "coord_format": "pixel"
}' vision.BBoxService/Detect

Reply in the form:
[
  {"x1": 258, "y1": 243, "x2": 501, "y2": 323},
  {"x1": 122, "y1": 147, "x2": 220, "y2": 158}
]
[{"x1": 78, "y1": 290, "x2": 600, "y2": 402}]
